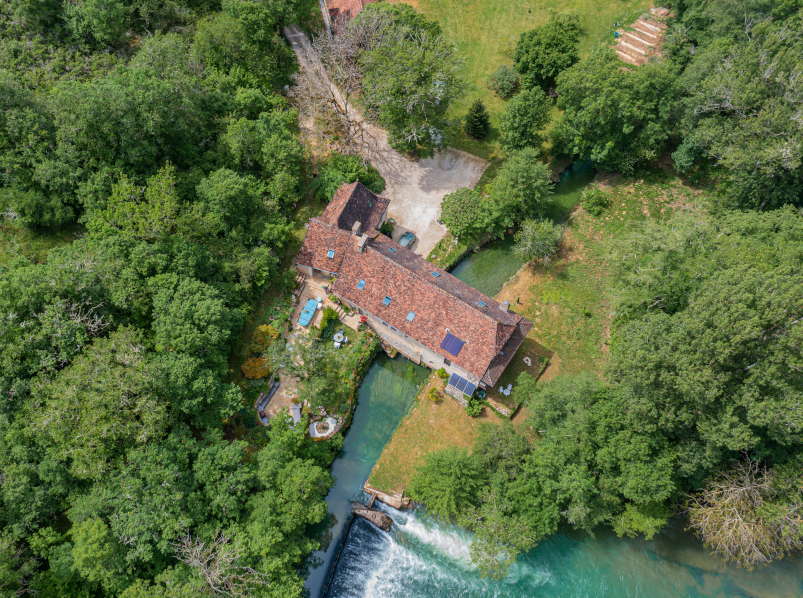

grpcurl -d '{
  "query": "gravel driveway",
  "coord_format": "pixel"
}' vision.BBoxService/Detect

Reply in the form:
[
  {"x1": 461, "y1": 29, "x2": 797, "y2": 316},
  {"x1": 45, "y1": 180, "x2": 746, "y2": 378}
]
[
  {"x1": 284, "y1": 26, "x2": 489, "y2": 257},
  {"x1": 379, "y1": 148, "x2": 488, "y2": 256}
]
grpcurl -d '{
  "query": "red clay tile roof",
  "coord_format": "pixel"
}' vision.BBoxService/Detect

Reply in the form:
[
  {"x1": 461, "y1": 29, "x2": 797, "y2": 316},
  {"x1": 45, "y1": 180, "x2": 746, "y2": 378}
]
[
  {"x1": 327, "y1": 0, "x2": 375, "y2": 21},
  {"x1": 331, "y1": 233, "x2": 532, "y2": 382},
  {"x1": 295, "y1": 219, "x2": 350, "y2": 274},
  {"x1": 297, "y1": 181, "x2": 532, "y2": 384},
  {"x1": 318, "y1": 181, "x2": 390, "y2": 233}
]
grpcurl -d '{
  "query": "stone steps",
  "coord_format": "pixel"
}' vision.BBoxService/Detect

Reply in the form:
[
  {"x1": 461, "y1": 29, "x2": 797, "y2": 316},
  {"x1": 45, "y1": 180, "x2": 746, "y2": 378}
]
[
  {"x1": 618, "y1": 39, "x2": 647, "y2": 56},
  {"x1": 623, "y1": 32, "x2": 653, "y2": 53},
  {"x1": 615, "y1": 16, "x2": 668, "y2": 67},
  {"x1": 617, "y1": 50, "x2": 646, "y2": 66},
  {"x1": 632, "y1": 21, "x2": 661, "y2": 40}
]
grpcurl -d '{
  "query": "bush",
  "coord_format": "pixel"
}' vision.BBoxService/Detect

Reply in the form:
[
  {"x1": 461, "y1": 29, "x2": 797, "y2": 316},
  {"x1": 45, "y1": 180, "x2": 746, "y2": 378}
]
[
  {"x1": 251, "y1": 324, "x2": 281, "y2": 353},
  {"x1": 436, "y1": 368, "x2": 449, "y2": 380},
  {"x1": 582, "y1": 187, "x2": 610, "y2": 216},
  {"x1": 314, "y1": 153, "x2": 386, "y2": 202},
  {"x1": 379, "y1": 220, "x2": 394, "y2": 236},
  {"x1": 512, "y1": 219, "x2": 564, "y2": 266},
  {"x1": 488, "y1": 64, "x2": 519, "y2": 99},
  {"x1": 465, "y1": 396, "x2": 483, "y2": 417},
  {"x1": 427, "y1": 387, "x2": 440, "y2": 403}
]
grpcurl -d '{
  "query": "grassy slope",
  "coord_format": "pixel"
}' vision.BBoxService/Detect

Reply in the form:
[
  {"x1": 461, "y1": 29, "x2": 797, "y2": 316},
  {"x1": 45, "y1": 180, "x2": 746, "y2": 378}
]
[
  {"x1": 408, "y1": 0, "x2": 651, "y2": 160},
  {"x1": 497, "y1": 169, "x2": 706, "y2": 379}
]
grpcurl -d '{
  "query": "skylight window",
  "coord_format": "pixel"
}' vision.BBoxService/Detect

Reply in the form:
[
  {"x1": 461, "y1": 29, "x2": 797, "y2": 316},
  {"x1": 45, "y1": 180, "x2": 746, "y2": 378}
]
[
  {"x1": 389, "y1": 247, "x2": 397, "y2": 252},
  {"x1": 382, "y1": 296, "x2": 392, "y2": 306},
  {"x1": 477, "y1": 301, "x2": 486, "y2": 307},
  {"x1": 326, "y1": 249, "x2": 335, "y2": 258},
  {"x1": 432, "y1": 271, "x2": 440, "y2": 277},
  {"x1": 406, "y1": 311, "x2": 416, "y2": 322},
  {"x1": 357, "y1": 279, "x2": 366, "y2": 290}
]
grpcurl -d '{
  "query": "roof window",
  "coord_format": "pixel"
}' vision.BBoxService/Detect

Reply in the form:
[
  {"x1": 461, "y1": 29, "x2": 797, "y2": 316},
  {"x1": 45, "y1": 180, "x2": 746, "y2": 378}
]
[
  {"x1": 477, "y1": 301, "x2": 486, "y2": 307},
  {"x1": 389, "y1": 247, "x2": 397, "y2": 253},
  {"x1": 382, "y1": 296, "x2": 392, "y2": 306},
  {"x1": 326, "y1": 249, "x2": 335, "y2": 258},
  {"x1": 432, "y1": 271, "x2": 440, "y2": 277},
  {"x1": 406, "y1": 311, "x2": 416, "y2": 322},
  {"x1": 357, "y1": 279, "x2": 366, "y2": 290}
]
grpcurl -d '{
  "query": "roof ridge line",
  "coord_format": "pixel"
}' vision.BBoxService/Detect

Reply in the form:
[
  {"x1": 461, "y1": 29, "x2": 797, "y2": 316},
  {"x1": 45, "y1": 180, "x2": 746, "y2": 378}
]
[{"x1": 365, "y1": 243, "x2": 521, "y2": 329}]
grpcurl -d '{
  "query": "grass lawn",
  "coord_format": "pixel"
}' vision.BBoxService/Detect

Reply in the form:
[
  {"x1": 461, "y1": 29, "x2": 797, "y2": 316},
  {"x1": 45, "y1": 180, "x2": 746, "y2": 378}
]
[
  {"x1": 0, "y1": 221, "x2": 81, "y2": 266},
  {"x1": 368, "y1": 372, "x2": 503, "y2": 494},
  {"x1": 496, "y1": 168, "x2": 708, "y2": 378},
  {"x1": 401, "y1": 0, "x2": 652, "y2": 160}
]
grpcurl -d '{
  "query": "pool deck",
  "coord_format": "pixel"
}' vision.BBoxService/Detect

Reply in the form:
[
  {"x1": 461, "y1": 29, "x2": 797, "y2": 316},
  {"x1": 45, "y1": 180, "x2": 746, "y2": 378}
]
[{"x1": 290, "y1": 276, "x2": 361, "y2": 334}]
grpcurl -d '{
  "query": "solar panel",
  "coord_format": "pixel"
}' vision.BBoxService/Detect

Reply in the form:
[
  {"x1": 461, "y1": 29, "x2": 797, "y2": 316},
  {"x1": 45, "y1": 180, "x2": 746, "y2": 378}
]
[
  {"x1": 440, "y1": 332, "x2": 465, "y2": 356},
  {"x1": 448, "y1": 373, "x2": 477, "y2": 396}
]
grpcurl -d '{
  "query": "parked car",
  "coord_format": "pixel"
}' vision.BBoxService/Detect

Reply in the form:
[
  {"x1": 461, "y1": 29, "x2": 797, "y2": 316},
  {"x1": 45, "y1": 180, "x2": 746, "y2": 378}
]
[{"x1": 399, "y1": 231, "x2": 416, "y2": 248}]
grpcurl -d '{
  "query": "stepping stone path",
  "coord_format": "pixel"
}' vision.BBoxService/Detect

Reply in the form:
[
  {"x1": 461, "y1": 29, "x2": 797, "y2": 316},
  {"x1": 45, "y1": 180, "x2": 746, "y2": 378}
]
[{"x1": 615, "y1": 8, "x2": 671, "y2": 66}]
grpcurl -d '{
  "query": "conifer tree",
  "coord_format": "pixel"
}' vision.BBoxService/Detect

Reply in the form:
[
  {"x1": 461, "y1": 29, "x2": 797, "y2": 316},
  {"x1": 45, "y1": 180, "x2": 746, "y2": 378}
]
[{"x1": 464, "y1": 99, "x2": 490, "y2": 139}]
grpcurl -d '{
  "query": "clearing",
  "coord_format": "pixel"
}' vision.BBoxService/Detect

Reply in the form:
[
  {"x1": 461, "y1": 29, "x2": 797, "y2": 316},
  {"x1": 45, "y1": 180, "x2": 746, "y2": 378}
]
[{"x1": 402, "y1": 0, "x2": 652, "y2": 160}]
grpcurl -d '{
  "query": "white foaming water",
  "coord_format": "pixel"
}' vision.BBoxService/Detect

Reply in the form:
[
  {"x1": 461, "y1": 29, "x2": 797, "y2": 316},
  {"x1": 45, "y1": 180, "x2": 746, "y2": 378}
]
[{"x1": 396, "y1": 512, "x2": 475, "y2": 566}]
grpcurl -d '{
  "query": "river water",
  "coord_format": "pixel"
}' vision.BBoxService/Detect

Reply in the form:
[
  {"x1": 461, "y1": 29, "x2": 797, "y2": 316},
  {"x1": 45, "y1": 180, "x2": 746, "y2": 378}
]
[
  {"x1": 450, "y1": 161, "x2": 596, "y2": 297},
  {"x1": 303, "y1": 355, "x2": 430, "y2": 596},
  {"x1": 305, "y1": 164, "x2": 803, "y2": 597}
]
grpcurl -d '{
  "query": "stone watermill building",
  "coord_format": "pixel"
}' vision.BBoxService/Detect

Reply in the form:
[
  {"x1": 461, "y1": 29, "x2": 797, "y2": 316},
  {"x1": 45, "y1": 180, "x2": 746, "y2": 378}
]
[{"x1": 296, "y1": 182, "x2": 532, "y2": 400}]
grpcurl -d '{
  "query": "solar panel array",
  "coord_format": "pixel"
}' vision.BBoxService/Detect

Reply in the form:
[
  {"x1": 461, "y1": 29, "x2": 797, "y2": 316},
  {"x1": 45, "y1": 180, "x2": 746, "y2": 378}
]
[
  {"x1": 448, "y1": 373, "x2": 477, "y2": 396},
  {"x1": 440, "y1": 332, "x2": 465, "y2": 356}
]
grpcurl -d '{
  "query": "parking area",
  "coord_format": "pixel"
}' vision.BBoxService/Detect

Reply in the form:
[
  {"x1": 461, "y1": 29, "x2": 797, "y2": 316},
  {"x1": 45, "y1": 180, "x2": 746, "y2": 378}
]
[{"x1": 376, "y1": 148, "x2": 489, "y2": 257}]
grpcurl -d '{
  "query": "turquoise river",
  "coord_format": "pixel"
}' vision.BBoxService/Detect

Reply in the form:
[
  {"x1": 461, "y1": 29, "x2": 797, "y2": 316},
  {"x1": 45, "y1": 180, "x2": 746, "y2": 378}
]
[{"x1": 303, "y1": 165, "x2": 803, "y2": 597}]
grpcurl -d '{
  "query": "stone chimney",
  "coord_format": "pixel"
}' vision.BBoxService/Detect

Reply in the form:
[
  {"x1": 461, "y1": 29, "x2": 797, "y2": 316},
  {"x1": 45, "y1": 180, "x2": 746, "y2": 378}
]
[
  {"x1": 352, "y1": 221, "x2": 362, "y2": 236},
  {"x1": 499, "y1": 300, "x2": 510, "y2": 313},
  {"x1": 357, "y1": 233, "x2": 369, "y2": 253}
]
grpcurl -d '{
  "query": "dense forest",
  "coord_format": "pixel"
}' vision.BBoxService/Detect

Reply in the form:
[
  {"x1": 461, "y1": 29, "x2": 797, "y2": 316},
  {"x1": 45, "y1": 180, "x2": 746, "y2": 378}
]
[
  {"x1": 412, "y1": 0, "x2": 803, "y2": 579},
  {"x1": 1, "y1": 0, "x2": 802, "y2": 595},
  {"x1": 0, "y1": 1, "x2": 350, "y2": 596}
]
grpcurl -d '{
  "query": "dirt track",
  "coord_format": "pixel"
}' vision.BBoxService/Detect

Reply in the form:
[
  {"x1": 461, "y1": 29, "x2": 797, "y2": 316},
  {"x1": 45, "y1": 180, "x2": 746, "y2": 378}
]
[{"x1": 284, "y1": 26, "x2": 488, "y2": 257}]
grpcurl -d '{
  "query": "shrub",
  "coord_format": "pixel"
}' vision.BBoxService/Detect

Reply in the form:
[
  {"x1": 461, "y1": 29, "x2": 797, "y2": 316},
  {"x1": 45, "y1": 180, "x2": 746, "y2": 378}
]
[
  {"x1": 251, "y1": 324, "x2": 281, "y2": 353},
  {"x1": 379, "y1": 220, "x2": 394, "y2": 236},
  {"x1": 241, "y1": 356, "x2": 271, "y2": 379},
  {"x1": 582, "y1": 187, "x2": 610, "y2": 216},
  {"x1": 436, "y1": 368, "x2": 449, "y2": 380},
  {"x1": 314, "y1": 153, "x2": 385, "y2": 202},
  {"x1": 488, "y1": 64, "x2": 519, "y2": 99},
  {"x1": 427, "y1": 387, "x2": 440, "y2": 403},
  {"x1": 512, "y1": 219, "x2": 564, "y2": 266},
  {"x1": 465, "y1": 396, "x2": 483, "y2": 417}
]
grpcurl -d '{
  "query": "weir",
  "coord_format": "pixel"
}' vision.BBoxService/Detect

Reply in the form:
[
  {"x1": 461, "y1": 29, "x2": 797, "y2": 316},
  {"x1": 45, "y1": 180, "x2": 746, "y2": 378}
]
[{"x1": 303, "y1": 354, "x2": 429, "y2": 598}]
